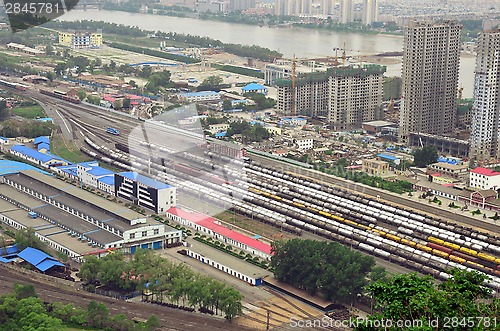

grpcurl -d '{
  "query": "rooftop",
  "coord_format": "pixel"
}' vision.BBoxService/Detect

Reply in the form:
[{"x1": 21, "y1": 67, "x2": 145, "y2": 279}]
[
  {"x1": 242, "y1": 83, "x2": 267, "y2": 91},
  {"x1": 5, "y1": 171, "x2": 147, "y2": 227},
  {"x1": 119, "y1": 172, "x2": 172, "y2": 189},
  {"x1": 17, "y1": 247, "x2": 64, "y2": 272},
  {"x1": 180, "y1": 91, "x2": 219, "y2": 97},
  {"x1": 0, "y1": 160, "x2": 49, "y2": 176},
  {"x1": 98, "y1": 176, "x2": 115, "y2": 185},
  {"x1": 471, "y1": 167, "x2": 500, "y2": 177},
  {"x1": 168, "y1": 207, "x2": 271, "y2": 255},
  {"x1": 33, "y1": 136, "x2": 50, "y2": 145},
  {"x1": 87, "y1": 166, "x2": 114, "y2": 177}
]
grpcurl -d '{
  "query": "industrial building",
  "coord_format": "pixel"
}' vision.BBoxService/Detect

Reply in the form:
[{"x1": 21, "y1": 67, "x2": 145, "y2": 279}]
[
  {"x1": 115, "y1": 172, "x2": 176, "y2": 214},
  {"x1": 469, "y1": 30, "x2": 500, "y2": 162},
  {"x1": 58, "y1": 30, "x2": 103, "y2": 48},
  {"x1": 399, "y1": 20, "x2": 461, "y2": 144},
  {"x1": 469, "y1": 167, "x2": 500, "y2": 190},
  {"x1": 276, "y1": 64, "x2": 386, "y2": 130},
  {"x1": 9, "y1": 145, "x2": 70, "y2": 168},
  {"x1": 0, "y1": 170, "x2": 182, "y2": 258},
  {"x1": 166, "y1": 207, "x2": 272, "y2": 259},
  {"x1": 184, "y1": 243, "x2": 269, "y2": 285}
]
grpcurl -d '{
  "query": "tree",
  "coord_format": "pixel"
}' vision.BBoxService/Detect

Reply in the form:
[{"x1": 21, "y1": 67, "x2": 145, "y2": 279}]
[
  {"x1": 356, "y1": 269, "x2": 498, "y2": 331},
  {"x1": 77, "y1": 90, "x2": 87, "y2": 101},
  {"x1": 222, "y1": 99, "x2": 232, "y2": 111},
  {"x1": 412, "y1": 146, "x2": 438, "y2": 167},
  {"x1": 123, "y1": 98, "x2": 131, "y2": 109},
  {"x1": 198, "y1": 75, "x2": 223, "y2": 91},
  {"x1": 0, "y1": 99, "x2": 9, "y2": 120},
  {"x1": 86, "y1": 300, "x2": 109, "y2": 329},
  {"x1": 15, "y1": 227, "x2": 45, "y2": 251},
  {"x1": 271, "y1": 239, "x2": 375, "y2": 301}
]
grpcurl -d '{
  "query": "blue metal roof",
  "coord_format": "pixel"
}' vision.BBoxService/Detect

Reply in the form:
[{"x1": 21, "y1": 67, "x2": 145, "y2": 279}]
[
  {"x1": 17, "y1": 247, "x2": 64, "y2": 272},
  {"x1": 0, "y1": 256, "x2": 15, "y2": 263},
  {"x1": 77, "y1": 161, "x2": 99, "y2": 168},
  {"x1": 180, "y1": 91, "x2": 219, "y2": 97},
  {"x1": 119, "y1": 172, "x2": 171, "y2": 189},
  {"x1": 0, "y1": 244, "x2": 18, "y2": 256},
  {"x1": 0, "y1": 160, "x2": 49, "y2": 176},
  {"x1": 34, "y1": 136, "x2": 50, "y2": 145},
  {"x1": 37, "y1": 142, "x2": 50, "y2": 151},
  {"x1": 35, "y1": 118, "x2": 53, "y2": 123},
  {"x1": 242, "y1": 83, "x2": 267, "y2": 91},
  {"x1": 11, "y1": 145, "x2": 54, "y2": 163},
  {"x1": 98, "y1": 175, "x2": 115, "y2": 185},
  {"x1": 87, "y1": 166, "x2": 114, "y2": 177},
  {"x1": 215, "y1": 132, "x2": 227, "y2": 138},
  {"x1": 377, "y1": 153, "x2": 398, "y2": 161},
  {"x1": 0, "y1": 136, "x2": 8, "y2": 141}
]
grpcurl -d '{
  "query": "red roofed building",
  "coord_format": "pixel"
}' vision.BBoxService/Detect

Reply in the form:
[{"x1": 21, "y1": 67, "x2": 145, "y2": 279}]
[
  {"x1": 470, "y1": 167, "x2": 500, "y2": 190},
  {"x1": 166, "y1": 207, "x2": 272, "y2": 259}
]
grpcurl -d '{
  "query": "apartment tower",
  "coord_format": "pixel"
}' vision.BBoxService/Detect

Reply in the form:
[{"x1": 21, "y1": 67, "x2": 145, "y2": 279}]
[
  {"x1": 362, "y1": 0, "x2": 378, "y2": 25},
  {"x1": 341, "y1": 0, "x2": 355, "y2": 24},
  {"x1": 469, "y1": 30, "x2": 500, "y2": 162},
  {"x1": 398, "y1": 20, "x2": 461, "y2": 144}
]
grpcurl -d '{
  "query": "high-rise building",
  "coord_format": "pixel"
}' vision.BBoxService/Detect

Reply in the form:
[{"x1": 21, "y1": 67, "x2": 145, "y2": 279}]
[
  {"x1": 469, "y1": 30, "x2": 500, "y2": 162},
  {"x1": 362, "y1": 0, "x2": 378, "y2": 25},
  {"x1": 341, "y1": 0, "x2": 355, "y2": 24},
  {"x1": 275, "y1": 0, "x2": 310, "y2": 15},
  {"x1": 276, "y1": 64, "x2": 386, "y2": 130},
  {"x1": 398, "y1": 20, "x2": 461, "y2": 144}
]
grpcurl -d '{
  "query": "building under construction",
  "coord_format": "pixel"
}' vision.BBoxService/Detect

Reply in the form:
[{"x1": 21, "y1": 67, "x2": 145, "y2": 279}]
[{"x1": 275, "y1": 64, "x2": 386, "y2": 131}]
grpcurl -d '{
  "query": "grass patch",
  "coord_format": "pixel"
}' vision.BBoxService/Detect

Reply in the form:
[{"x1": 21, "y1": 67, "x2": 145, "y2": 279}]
[
  {"x1": 51, "y1": 134, "x2": 91, "y2": 163},
  {"x1": 12, "y1": 105, "x2": 46, "y2": 118}
]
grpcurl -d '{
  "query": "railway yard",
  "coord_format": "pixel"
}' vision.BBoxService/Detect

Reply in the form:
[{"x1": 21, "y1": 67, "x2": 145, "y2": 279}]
[
  {"x1": 3, "y1": 83, "x2": 500, "y2": 329},
  {"x1": 30, "y1": 86, "x2": 500, "y2": 293}
]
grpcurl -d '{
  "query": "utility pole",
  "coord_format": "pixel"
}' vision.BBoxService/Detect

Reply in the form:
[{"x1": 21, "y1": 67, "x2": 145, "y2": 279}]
[{"x1": 266, "y1": 310, "x2": 270, "y2": 330}]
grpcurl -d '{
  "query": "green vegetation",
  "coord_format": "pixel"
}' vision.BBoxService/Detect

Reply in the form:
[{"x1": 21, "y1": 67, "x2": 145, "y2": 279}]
[
  {"x1": 0, "y1": 284, "x2": 159, "y2": 331},
  {"x1": 212, "y1": 63, "x2": 264, "y2": 79},
  {"x1": 383, "y1": 77, "x2": 402, "y2": 100},
  {"x1": 0, "y1": 118, "x2": 53, "y2": 138},
  {"x1": 243, "y1": 92, "x2": 276, "y2": 110},
  {"x1": 226, "y1": 120, "x2": 270, "y2": 143},
  {"x1": 11, "y1": 104, "x2": 45, "y2": 119},
  {"x1": 79, "y1": 250, "x2": 243, "y2": 321},
  {"x1": 51, "y1": 135, "x2": 91, "y2": 164},
  {"x1": 489, "y1": 212, "x2": 500, "y2": 221},
  {"x1": 197, "y1": 75, "x2": 224, "y2": 91},
  {"x1": 271, "y1": 239, "x2": 376, "y2": 302},
  {"x1": 412, "y1": 146, "x2": 438, "y2": 167},
  {"x1": 107, "y1": 42, "x2": 201, "y2": 64},
  {"x1": 355, "y1": 269, "x2": 499, "y2": 331},
  {"x1": 14, "y1": 227, "x2": 45, "y2": 251}
]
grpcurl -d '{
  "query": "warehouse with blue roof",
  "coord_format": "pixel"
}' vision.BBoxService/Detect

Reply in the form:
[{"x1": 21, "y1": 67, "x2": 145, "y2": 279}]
[
  {"x1": 241, "y1": 83, "x2": 268, "y2": 95},
  {"x1": 178, "y1": 91, "x2": 220, "y2": 102},
  {"x1": 115, "y1": 172, "x2": 176, "y2": 214},
  {"x1": 17, "y1": 247, "x2": 65, "y2": 273},
  {"x1": 9, "y1": 145, "x2": 70, "y2": 168}
]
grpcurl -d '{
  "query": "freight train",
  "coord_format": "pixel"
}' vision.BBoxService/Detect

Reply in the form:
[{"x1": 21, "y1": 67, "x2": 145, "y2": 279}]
[
  {"x1": 0, "y1": 79, "x2": 28, "y2": 91},
  {"x1": 40, "y1": 89, "x2": 81, "y2": 104}
]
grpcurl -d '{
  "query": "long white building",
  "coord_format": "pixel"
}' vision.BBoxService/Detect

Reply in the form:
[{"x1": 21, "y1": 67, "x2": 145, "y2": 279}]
[{"x1": 469, "y1": 30, "x2": 500, "y2": 162}]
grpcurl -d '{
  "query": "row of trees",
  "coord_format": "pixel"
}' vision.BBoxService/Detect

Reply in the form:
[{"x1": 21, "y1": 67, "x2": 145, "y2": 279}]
[
  {"x1": 79, "y1": 249, "x2": 244, "y2": 321},
  {"x1": 0, "y1": 284, "x2": 159, "y2": 331},
  {"x1": 0, "y1": 118, "x2": 53, "y2": 138},
  {"x1": 271, "y1": 239, "x2": 377, "y2": 302},
  {"x1": 356, "y1": 269, "x2": 500, "y2": 330}
]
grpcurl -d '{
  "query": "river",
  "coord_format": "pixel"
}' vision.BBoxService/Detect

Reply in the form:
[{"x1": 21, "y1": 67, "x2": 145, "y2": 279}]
[{"x1": 57, "y1": 10, "x2": 476, "y2": 98}]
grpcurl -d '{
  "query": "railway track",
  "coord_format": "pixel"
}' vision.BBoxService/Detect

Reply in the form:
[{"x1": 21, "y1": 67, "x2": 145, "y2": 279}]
[{"x1": 0, "y1": 265, "x2": 252, "y2": 331}]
